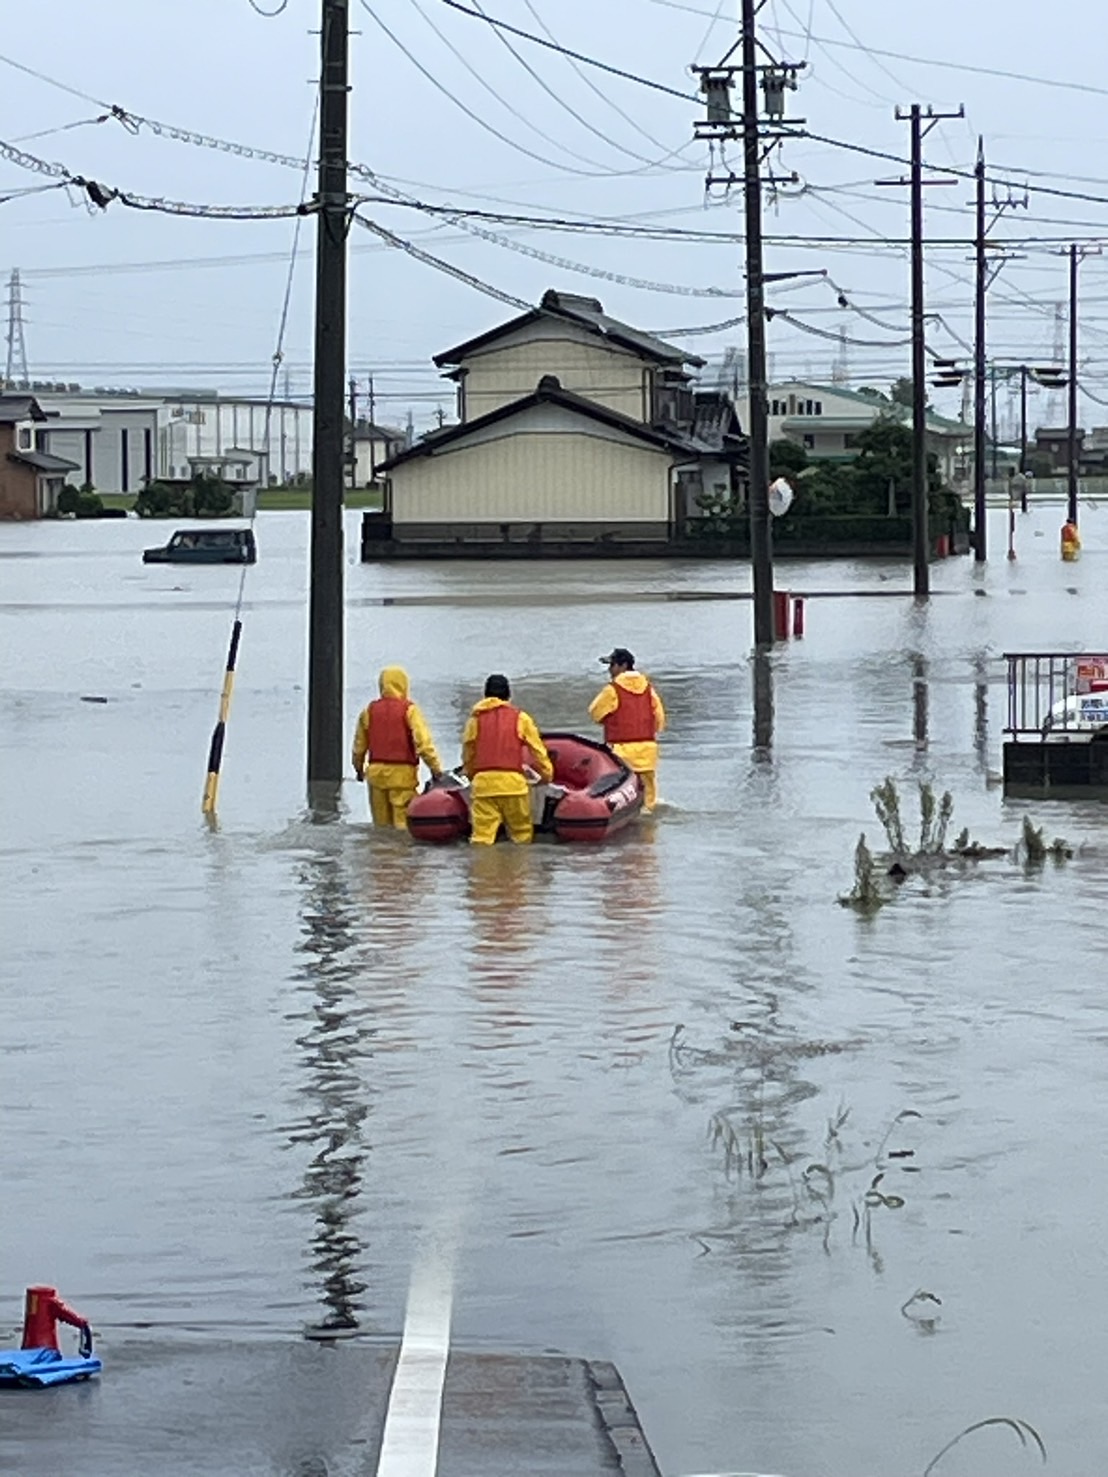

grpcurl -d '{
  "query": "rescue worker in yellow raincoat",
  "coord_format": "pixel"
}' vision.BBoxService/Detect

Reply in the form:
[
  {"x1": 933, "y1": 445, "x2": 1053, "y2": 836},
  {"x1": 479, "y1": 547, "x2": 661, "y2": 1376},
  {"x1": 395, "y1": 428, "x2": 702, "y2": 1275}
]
[
  {"x1": 461, "y1": 674, "x2": 553, "y2": 846},
  {"x1": 352, "y1": 665, "x2": 443, "y2": 829},
  {"x1": 589, "y1": 647, "x2": 666, "y2": 813}
]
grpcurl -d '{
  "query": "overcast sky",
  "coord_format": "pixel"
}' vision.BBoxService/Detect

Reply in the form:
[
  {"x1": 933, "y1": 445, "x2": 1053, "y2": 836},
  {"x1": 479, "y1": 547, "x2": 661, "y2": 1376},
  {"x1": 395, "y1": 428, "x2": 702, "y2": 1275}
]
[{"x1": 3, "y1": 0, "x2": 1107, "y2": 431}]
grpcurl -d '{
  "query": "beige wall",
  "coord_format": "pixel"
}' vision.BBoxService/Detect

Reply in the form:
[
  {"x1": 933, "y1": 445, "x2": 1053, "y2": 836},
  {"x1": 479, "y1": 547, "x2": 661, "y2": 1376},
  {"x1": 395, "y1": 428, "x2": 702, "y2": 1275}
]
[
  {"x1": 459, "y1": 330, "x2": 649, "y2": 421},
  {"x1": 390, "y1": 424, "x2": 673, "y2": 525}
]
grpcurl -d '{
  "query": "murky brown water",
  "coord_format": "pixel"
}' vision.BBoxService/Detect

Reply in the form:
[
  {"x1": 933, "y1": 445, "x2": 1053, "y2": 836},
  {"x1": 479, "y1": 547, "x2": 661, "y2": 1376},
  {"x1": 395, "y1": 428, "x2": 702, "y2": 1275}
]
[{"x1": 2, "y1": 504, "x2": 1106, "y2": 1475}]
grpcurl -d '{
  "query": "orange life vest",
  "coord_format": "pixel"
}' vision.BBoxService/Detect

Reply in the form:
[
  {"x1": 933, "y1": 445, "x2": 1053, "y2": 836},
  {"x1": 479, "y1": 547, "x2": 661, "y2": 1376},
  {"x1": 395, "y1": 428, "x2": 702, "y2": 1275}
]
[
  {"x1": 366, "y1": 696, "x2": 417, "y2": 765},
  {"x1": 472, "y1": 703, "x2": 525, "y2": 773},
  {"x1": 602, "y1": 683, "x2": 656, "y2": 745}
]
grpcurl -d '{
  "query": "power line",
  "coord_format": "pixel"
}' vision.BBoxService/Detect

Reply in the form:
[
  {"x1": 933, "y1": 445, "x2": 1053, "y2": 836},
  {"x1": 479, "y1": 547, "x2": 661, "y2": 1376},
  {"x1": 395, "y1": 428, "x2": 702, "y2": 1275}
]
[
  {"x1": 436, "y1": 0, "x2": 700, "y2": 102},
  {"x1": 399, "y1": 0, "x2": 643, "y2": 174}
]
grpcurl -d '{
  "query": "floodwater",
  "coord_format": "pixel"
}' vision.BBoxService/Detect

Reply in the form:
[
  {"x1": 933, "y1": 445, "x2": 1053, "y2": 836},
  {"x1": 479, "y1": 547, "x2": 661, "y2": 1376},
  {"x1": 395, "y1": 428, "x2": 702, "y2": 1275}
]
[{"x1": 1, "y1": 502, "x2": 1105, "y2": 1477}]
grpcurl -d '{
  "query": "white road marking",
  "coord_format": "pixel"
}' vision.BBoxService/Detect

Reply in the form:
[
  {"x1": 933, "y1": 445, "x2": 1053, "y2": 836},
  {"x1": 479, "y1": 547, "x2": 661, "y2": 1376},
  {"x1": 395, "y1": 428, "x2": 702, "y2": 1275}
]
[{"x1": 375, "y1": 1231, "x2": 457, "y2": 1477}]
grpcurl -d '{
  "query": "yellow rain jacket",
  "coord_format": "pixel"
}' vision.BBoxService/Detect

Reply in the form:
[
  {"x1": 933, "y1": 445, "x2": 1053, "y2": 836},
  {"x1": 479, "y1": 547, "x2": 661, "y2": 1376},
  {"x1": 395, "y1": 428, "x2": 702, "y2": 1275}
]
[
  {"x1": 461, "y1": 697, "x2": 553, "y2": 799},
  {"x1": 588, "y1": 671, "x2": 666, "y2": 774},
  {"x1": 351, "y1": 666, "x2": 442, "y2": 791}
]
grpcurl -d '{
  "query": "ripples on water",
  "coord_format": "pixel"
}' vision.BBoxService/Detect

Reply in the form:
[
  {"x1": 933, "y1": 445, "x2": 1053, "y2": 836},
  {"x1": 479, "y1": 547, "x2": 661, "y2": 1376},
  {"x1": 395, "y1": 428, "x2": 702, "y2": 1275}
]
[{"x1": 1, "y1": 507, "x2": 1106, "y2": 1474}]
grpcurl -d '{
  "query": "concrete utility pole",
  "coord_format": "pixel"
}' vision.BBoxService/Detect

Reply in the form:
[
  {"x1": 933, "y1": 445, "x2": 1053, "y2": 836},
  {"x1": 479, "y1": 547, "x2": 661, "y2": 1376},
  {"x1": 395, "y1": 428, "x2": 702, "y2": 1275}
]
[
  {"x1": 908, "y1": 105, "x2": 930, "y2": 597},
  {"x1": 307, "y1": 0, "x2": 350, "y2": 796},
  {"x1": 347, "y1": 374, "x2": 358, "y2": 492},
  {"x1": 969, "y1": 154, "x2": 1026, "y2": 555},
  {"x1": 1068, "y1": 244, "x2": 1079, "y2": 526},
  {"x1": 694, "y1": 10, "x2": 805, "y2": 651},
  {"x1": 973, "y1": 140, "x2": 987, "y2": 561},
  {"x1": 739, "y1": 0, "x2": 772, "y2": 650},
  {"x1": 879, "y1": 103, "x2": 962, "y2": 598}
]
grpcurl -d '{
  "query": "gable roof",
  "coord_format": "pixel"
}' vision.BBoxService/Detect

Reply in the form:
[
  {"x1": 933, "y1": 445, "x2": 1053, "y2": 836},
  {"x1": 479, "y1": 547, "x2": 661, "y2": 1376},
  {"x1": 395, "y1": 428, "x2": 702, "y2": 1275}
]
[
  {"x1": 377, "y1": 376, "x2": 706, "y2": 472},
  {"x1": 433, "y1": 289, "x2": 705, "y2": 371},
  {"x1": 0, "y1": 394, "x2": 46, "y2": 424}
]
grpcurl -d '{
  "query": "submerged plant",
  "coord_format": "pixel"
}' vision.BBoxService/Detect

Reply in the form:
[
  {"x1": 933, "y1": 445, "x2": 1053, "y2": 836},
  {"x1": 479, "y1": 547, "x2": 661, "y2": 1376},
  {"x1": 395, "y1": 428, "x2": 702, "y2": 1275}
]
[
  {"x1": 839, "y1": 833, "x2": 886, "y2": 913},
  {"x1": 1022, "y1": 815, "x2": 1073, "y2": 865},
  {"x1": 871, "y1": 777, "x2": 907, "y2": 855},
  {"x1": 923, "y1": 1416, "x2": 1046, "y2": 1475}
]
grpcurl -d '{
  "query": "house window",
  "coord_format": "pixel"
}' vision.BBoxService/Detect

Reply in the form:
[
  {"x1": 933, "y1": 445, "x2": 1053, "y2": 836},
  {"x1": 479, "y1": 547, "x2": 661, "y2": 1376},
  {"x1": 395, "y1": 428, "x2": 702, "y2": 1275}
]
[
  {"x1": 16, "y1": 425, "x2": 32, "y2": 451},
  {"x1": 843, "y1": 433, "x2": 859, "y2": 449},
  {"x1": 802, "y1": 434, "x2": 815, "y2": 449},
  {"x1": 814, "y1": 401, "x2": 822, "y2": 415}
]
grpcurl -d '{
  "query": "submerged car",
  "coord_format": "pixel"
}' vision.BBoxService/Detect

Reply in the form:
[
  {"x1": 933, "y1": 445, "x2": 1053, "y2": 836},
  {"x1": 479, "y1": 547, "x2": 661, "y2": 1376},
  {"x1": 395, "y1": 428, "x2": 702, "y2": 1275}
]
[
  {"x1": 1042, "y1": 692, "x2": 1108, "y2": 738},
  {"x1": 142, "y1": 527, "x2": 256, "y2": 565}
]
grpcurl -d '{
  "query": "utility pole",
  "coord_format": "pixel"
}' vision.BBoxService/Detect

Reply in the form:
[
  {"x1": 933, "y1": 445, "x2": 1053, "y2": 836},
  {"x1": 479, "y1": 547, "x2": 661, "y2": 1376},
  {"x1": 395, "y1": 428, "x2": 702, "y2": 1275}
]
[
  {"x1": 1019, "y1": 364, "x2": 1028, "y2": 475},
  {"x1": 366, "y1": 374, "x2": 376, "y2": 482},
  {"x1": 908, "y1": 106, "x2": 931, "y2": 597},
  {"x1": 347, "y1": 374, "x2": 358, "y2": 492},
  {"x1": 990, "y1": 363, "x2": 999, "y2": 480},
  {"x1": 1068, "y1": 243, "x2": 1079, "y2": 526},
  {"x1": 740, "y1": 0, "x2": 772, "y2": 649},
  {"x1": 307, "y1": 0, "x2": 350, "y2": 796},
  {"x1": 973, "y1": 140, "x2": 987, "y2": 560},
  {"x1": 879, "y1": 104, "x2": 962, "y2": 597},
  {"x1": 1050, "y1": 244, "x2": 1100, "y2": 526},
  {"x1": 694, "y1": 11, "x2": 805, "y2": 651}
]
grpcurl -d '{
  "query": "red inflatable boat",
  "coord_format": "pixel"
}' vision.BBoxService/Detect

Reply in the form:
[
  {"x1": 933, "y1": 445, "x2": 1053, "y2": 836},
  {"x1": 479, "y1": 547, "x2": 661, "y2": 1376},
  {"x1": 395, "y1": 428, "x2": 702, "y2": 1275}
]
[{"x1": 406, "y1": 732, "x2": 643, "y2": 844}]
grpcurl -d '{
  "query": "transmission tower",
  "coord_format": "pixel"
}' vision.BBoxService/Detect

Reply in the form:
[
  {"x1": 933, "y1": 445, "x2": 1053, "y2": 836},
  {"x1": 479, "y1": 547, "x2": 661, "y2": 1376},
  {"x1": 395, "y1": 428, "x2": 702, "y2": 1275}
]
[{"x1": 4, "y1": 269, "x2": 30, "y2": 388}]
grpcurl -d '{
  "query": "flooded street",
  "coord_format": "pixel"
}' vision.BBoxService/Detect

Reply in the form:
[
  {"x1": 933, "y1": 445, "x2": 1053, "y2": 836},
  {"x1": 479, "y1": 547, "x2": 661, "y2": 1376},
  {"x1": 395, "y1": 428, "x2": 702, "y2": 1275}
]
[{"x1": 2, "y1": 505, "x2": 1106, "y2": 1476}]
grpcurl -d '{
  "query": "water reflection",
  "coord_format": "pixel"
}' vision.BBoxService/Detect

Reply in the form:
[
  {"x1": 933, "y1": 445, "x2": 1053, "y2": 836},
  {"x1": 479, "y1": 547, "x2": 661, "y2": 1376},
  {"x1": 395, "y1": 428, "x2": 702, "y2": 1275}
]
[
  {"x1": 751, "y1": 648, "x2": 774, "y2": 756},
  {"x1": 973, "y1": 651, "x2": 990, "y2": 768},
  {"x1": 286, "y1": 846, "x2": 372, "y2": 1332},
  {"x1": 911, "y1": 651, "x2": 929, "y2": 751}
]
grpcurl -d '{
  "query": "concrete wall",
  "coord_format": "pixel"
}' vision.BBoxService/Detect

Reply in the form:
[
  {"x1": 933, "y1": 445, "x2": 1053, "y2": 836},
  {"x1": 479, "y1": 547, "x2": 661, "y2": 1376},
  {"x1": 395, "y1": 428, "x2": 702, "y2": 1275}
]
[
  {"x1": 457, "y1": 325, "x2": 651, "y2": 421},
  {"x1": 389, "y1": 409, "x2": 673, "y2": 526}
]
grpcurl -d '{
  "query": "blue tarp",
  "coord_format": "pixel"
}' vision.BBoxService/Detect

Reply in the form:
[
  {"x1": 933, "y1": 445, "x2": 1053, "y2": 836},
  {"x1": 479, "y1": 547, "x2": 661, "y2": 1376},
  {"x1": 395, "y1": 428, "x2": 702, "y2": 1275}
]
[{"x1": 0, "y1": 1347, "x2": 102, "y2": 1388}]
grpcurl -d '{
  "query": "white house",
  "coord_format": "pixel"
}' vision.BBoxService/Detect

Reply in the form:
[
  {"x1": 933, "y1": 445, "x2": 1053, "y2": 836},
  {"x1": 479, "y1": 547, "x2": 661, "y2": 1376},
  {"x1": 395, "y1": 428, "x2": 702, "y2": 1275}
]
[{"x1": 743, "y1": 381, "x2": 969, "y2": 484}]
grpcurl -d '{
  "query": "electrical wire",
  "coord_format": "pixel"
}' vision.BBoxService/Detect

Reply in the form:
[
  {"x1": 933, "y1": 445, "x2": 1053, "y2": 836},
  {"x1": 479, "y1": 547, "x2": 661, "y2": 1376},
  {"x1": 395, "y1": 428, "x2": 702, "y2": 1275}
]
[
  {"x1": 461, "y1": 0, "x2": 690, "y2": 171},
  {"x1": 360, "y1": 0, "x2": 687, "y2": 179},
  {"x1": 401, "y1": 0, "x2": 638, "y2": 174},
  {"x1": 352, "y1": 213, "x2": 532, "y2": 311},
  {"x1": 0, "y1": 136, "x2": 323, "y2": 218},
  {"x1": 436, "y1": 0, "x2": 700, "y2": 102},
  {"x1": 520, "y1": 0, "x2": 694, "y2": 160}
]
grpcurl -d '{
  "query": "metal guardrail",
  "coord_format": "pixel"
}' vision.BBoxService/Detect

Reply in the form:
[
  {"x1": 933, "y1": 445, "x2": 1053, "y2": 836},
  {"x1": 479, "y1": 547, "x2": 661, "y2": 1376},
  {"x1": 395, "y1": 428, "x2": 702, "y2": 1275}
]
[{"x1": 1004, "y1": 652, "x2": 1108, "y2": 737}]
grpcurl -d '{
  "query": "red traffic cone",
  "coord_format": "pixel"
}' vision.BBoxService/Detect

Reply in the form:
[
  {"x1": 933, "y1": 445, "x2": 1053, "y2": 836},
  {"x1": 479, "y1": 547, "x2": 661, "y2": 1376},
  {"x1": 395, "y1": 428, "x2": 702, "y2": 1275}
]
[{"x1": 21, "y1": 1286, "x2": 90, "y2": 1352}]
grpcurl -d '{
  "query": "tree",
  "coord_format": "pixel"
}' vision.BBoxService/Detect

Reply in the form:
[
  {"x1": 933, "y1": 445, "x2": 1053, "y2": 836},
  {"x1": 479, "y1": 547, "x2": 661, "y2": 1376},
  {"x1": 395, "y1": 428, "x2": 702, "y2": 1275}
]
[
  {"x1": 890, "y1": 375, "x2": 931, "y2": 413},
  {"x1": 769, "y1": 438, "x2": 809, "y2": 478}
]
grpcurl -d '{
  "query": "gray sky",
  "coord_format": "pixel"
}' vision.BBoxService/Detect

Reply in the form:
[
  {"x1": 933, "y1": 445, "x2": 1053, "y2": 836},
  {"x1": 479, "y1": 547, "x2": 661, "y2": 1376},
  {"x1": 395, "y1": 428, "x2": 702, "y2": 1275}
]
[{"x1": 3, "y1": 0, "x2": 1107, "y2": 432}]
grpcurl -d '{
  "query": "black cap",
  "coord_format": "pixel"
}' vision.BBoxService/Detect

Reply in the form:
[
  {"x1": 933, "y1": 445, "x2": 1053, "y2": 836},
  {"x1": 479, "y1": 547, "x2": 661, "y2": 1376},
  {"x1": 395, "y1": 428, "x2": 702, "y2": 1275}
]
[
  {"x1": 600, "y1": 648, "x2": 635, "y2": 668},
  {"x1": 484, "y1": 673, "x2": 511, "y2": 699}
]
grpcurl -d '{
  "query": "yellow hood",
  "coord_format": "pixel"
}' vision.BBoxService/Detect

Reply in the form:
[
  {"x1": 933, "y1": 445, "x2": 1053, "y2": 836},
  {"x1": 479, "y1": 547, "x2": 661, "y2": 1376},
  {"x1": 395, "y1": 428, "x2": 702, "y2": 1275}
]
[
  {"x1": 378, "y1": 665, "x2": 410, "y2": 699},
  {"x1": 471, "y1": 696, "x2": 510, "y2": 715},
  {"x1": 614, "y1": 672, "x2": 650, "y2": 695}
]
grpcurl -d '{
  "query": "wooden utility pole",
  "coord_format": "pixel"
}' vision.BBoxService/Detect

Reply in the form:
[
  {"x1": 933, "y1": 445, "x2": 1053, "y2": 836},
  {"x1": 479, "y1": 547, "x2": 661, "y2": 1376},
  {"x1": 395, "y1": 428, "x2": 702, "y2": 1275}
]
[{"x1": 307, "y1": 0, "x2": 350, "y2": 794}]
